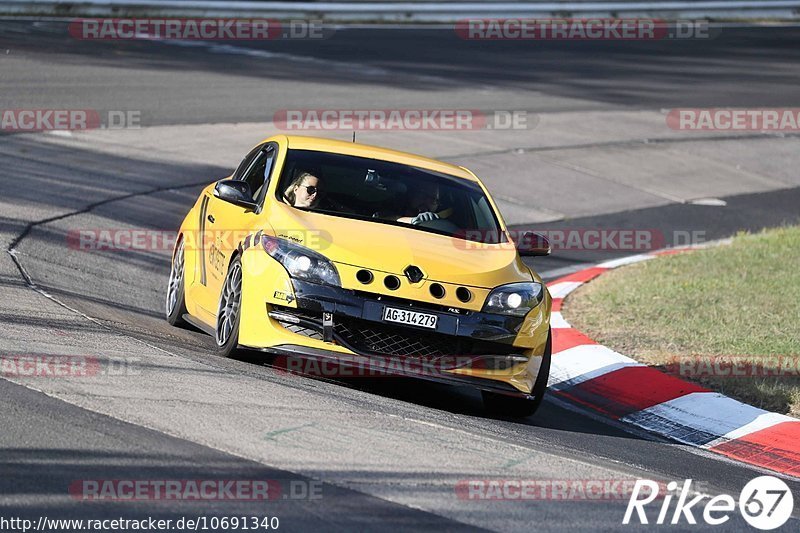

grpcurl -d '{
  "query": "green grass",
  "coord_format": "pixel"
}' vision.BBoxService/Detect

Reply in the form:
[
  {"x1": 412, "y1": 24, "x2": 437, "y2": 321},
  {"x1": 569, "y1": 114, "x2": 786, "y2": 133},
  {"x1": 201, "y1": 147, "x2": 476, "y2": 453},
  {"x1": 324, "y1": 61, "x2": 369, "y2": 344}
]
[{"x1": 563, "y1": 226, "x2": 800, "y2": 416}]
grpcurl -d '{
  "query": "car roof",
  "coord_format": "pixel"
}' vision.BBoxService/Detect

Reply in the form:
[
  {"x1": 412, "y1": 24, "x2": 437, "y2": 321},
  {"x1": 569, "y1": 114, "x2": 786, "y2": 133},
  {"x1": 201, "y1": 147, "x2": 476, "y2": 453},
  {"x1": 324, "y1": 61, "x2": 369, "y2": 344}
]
[{"x1": 265, "y1": 135, "x2": 479, "y2": 182}]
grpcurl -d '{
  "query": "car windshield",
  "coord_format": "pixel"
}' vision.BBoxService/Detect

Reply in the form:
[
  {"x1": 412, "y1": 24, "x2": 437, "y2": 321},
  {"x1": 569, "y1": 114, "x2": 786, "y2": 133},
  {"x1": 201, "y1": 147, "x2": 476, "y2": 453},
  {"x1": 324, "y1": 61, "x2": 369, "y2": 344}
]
[{"x1": 276, "y1": 149, "x2": 506, "y2": 244}]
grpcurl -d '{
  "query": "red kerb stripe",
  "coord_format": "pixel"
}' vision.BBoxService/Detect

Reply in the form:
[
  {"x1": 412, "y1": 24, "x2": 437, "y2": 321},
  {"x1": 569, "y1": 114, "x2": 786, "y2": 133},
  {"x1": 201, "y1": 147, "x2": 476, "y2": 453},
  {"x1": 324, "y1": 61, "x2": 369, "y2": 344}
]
[
  {"x1": 558, "y1": 366, "x2": 710, "y2": 419},
  {"x1": 709, "y1": 422, "x2": 800, "y2": 476},
  {"x1": 552, "y1": 328, "x2": 596, "y2": 354},
  {"x1": 551, "y1": 267, "x2": 609, "y2": 285}
]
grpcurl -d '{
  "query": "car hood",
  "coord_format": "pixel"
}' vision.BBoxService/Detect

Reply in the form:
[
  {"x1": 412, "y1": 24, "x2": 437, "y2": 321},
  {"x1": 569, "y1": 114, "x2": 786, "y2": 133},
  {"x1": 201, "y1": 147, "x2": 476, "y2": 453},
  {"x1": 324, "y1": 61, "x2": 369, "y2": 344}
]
[{"x1": 266, "y1": 205, "x2": 533, "y2": 289}]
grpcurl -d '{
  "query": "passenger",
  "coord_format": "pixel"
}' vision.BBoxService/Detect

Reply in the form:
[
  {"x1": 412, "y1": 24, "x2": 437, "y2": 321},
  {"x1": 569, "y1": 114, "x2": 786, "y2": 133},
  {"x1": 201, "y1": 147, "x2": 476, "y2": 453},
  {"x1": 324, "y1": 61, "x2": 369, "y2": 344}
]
[{"x1": 284, "y1": 172, "x2": 322, "y2": 208}]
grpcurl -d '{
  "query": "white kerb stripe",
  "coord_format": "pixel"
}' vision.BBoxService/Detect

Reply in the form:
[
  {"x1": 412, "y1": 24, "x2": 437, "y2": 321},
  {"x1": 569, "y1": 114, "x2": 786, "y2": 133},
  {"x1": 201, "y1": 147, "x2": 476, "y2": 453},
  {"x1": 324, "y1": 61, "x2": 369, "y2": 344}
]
[
  {"x1": 549, "y1": 344, "x2": 641, "y2": 387},
  {"x1": 550, "y1": 312, "x2": 571, "y2": 329},
  {"x1": 597, "y1": 254, "x2": 656, "y2": 269},
  {"x1": 548, "y1": 281, "x2": 583, "y2": 298},
  {"x1": 621, "y1": 392, "x2": 770, "y2": 446}
]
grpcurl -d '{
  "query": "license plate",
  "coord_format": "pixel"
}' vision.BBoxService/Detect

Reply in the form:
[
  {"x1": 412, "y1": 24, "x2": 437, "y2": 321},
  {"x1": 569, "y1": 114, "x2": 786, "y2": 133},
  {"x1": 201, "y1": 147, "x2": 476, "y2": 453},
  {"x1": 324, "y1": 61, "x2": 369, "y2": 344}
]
[{"x1": 382, "y1": 307, "x2": 438, "y2": 329}]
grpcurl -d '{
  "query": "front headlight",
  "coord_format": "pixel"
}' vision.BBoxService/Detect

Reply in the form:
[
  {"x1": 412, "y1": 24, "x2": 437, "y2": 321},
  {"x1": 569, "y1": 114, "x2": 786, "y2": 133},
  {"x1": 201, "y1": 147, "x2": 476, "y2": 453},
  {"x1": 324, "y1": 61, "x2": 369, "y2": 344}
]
[
  {"x1": 261, "y1": 235, "x2": 341, "y2": 287},
  {"x1": 482, "y1": 282, "x2": 544, "y2": 317}
]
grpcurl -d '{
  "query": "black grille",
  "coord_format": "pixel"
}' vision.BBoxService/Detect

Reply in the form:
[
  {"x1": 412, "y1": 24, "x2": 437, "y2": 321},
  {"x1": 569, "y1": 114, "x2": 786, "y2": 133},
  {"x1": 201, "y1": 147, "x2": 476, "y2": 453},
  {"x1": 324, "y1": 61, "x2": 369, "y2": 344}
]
[
  {"x1": 334, "y1": 318, "x2": 517, "y2": 359},
  {"x1": 272, "y1": 307, "x2": 517, "y2": 359},
  {"x1": 279, "y1": 322, "x2": 323, "y2": 340}
]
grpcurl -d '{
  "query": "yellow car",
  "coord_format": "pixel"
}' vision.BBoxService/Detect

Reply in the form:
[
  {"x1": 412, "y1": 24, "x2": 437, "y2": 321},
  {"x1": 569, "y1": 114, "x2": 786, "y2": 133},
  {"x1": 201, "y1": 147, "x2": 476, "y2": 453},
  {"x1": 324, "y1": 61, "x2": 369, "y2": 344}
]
[{"x1": 166, "y1": 135, "x2": 552, "y2": 416}]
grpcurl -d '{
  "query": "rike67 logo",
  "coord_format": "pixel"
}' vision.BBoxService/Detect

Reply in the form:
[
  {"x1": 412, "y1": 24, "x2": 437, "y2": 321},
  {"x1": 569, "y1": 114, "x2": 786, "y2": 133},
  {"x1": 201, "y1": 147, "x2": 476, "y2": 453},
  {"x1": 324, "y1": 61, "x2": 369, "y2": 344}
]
[{"x1": 624, "y1": 476, "x2": 794, "y2": 530}]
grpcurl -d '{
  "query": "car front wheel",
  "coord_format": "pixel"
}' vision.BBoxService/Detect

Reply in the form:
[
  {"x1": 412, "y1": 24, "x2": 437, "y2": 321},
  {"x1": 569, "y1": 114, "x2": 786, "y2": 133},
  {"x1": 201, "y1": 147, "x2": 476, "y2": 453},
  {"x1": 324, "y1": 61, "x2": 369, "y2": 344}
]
[
  {"x1": 165, "y1": 239, "x2": 188, "y2": 326},
  {"x1": 215, "y1": 256, "x2": 243, "y2": 358}
]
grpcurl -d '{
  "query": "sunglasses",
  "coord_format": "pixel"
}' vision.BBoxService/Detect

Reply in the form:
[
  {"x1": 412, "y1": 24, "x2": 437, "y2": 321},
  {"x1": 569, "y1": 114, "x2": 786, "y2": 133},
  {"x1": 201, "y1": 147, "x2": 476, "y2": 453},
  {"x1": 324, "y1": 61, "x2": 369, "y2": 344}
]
[{"x1": 301, "y1": 185, "x2": 320, "y2": 195}]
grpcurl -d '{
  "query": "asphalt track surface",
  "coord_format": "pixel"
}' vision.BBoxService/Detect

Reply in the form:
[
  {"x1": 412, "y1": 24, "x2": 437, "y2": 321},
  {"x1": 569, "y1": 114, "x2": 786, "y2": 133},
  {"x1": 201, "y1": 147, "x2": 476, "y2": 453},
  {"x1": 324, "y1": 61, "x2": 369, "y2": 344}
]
[{"x1": 2, "y1": 21, "x2": 800, "y2": 532}]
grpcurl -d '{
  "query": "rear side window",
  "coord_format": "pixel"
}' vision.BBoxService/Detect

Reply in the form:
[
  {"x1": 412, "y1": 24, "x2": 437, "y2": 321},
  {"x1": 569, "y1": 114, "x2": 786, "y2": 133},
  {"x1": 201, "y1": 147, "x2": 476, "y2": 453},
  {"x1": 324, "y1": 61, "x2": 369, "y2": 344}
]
[
  {"x1": 233, "y1": 143, "x2": 265, "y2": 180},
  {"x1": 242, "y1": 146, "x2": 276, "y2": 205}
]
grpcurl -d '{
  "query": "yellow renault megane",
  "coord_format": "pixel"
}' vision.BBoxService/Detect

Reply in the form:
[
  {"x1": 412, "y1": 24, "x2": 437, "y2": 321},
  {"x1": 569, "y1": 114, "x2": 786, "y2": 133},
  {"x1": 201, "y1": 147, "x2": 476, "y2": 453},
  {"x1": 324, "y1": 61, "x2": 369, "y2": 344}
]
[{"x1": 166, "y1": 135, "x2": 552, "y2": 416}]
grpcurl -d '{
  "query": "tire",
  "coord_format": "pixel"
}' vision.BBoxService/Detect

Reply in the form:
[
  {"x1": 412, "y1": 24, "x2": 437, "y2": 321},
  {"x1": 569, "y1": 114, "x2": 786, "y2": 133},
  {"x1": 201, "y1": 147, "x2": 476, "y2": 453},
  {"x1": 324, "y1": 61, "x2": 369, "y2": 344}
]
[
  {"x1": 215, "y1": 255, "x2": 243, "y2": 358},
  {"x1": 482, "y1": 329, "x2": 552, "y2": 418},
  {"x1": 165, "y1": 239, "x2": 188, "y2": 326}
]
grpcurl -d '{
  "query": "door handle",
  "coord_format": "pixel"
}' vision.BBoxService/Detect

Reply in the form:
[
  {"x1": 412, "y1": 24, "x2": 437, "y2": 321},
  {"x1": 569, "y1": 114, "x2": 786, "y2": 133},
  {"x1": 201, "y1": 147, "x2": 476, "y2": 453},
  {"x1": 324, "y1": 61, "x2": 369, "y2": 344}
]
[{"x1": 207, "y1": 214, "x2": 215, "y2": 223}]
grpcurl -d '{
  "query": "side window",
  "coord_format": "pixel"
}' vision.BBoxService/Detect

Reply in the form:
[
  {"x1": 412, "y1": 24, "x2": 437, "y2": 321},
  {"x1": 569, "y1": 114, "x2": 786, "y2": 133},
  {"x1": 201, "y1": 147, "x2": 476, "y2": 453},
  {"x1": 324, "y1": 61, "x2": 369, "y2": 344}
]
[{"x1": 242, "y1": 146, "x2": 276, "y2": 205}]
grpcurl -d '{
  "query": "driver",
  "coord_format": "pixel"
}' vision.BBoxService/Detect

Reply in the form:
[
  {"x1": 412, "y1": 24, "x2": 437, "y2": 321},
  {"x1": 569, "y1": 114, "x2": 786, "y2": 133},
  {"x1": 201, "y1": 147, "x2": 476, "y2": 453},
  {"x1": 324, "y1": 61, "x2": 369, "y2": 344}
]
[
  {"x1": 284, "y1": 172, "x2": 322, "y2": 208},
  {"x1": 397, "y1": 182, "x2": 441, "y2": 225}
]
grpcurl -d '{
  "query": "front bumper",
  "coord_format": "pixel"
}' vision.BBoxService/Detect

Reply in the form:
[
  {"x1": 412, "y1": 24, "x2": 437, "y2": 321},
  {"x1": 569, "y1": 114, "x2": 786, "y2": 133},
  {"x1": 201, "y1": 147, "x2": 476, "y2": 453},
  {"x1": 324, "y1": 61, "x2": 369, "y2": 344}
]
[
  {"x1": 266, "y1": 343, "x2": 536, "y2": 398},
  {"x1": 240, "y1": 271, "x2": 550, "y2": 395}
]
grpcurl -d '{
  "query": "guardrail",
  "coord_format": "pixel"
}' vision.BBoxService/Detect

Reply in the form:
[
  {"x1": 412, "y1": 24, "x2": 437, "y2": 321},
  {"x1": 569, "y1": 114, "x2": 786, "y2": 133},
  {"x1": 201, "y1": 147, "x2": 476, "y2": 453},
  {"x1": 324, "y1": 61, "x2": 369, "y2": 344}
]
[{"x1": 3, "y1": 0, "x2": 800, "y2": 20}]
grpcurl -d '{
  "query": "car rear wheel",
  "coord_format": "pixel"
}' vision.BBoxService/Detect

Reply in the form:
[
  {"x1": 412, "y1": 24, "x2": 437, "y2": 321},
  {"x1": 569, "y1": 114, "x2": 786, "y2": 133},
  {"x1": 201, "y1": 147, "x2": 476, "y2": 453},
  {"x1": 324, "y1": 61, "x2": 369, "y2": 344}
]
[
  {"x1": 482, "y1": 329, "x2": 551, "y2": 418},
  {"x1": 215, "y1": 256, "x2": 243, "y2": 358},
  {"x1": 165, "y1": 239, "x2": 188, "y2": 326}
]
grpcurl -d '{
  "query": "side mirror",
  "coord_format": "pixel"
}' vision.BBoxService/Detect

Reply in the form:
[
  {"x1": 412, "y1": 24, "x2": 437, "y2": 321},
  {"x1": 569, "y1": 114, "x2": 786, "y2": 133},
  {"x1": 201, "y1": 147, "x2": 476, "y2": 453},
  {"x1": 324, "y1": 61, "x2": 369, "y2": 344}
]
[
  {"x1": 214, "y1": 180, "x2": 258, "y2": 211},
  {"x1": 515, "y1": 231, "x2": 551, "y2": 257}
]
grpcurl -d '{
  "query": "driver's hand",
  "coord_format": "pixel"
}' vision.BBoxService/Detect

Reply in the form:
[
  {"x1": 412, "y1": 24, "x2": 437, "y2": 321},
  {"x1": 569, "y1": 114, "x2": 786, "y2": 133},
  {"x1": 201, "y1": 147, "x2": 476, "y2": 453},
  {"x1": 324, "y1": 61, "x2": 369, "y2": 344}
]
[{"x1": 411, "y1": 212, "x2": 440, "y2": 225}]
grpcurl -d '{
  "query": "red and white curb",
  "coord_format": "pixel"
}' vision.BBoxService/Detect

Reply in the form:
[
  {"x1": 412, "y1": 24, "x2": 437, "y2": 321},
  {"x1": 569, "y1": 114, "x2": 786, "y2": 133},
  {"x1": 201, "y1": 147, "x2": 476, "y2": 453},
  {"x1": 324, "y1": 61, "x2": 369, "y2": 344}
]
[{"x1": 547, "y1": 249, "x2": 800, "y2": 478}]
